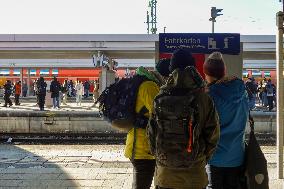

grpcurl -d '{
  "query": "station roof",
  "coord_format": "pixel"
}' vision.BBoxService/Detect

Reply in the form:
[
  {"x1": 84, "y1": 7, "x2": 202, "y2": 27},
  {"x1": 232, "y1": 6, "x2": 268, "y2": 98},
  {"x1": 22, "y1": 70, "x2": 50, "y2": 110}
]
[{"x1": 0, "y1": 34, "x2": 278, "y2": 69}]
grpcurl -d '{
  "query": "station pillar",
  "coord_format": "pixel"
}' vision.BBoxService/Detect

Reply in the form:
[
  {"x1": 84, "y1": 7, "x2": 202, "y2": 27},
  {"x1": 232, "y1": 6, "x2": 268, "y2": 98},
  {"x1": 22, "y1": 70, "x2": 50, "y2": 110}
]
[
  {"x1": 27, "y1": 68, "x2": 31, "y2": 96},
  {"x1": 276, "y1": 11, "x2": 284, "y2": 179},
  {"x1": 20, "y1": 68, "x2": 24, "y2": 96},
  {"x1": 98, "y1": 67, "x2": 116, "y2": 94}
]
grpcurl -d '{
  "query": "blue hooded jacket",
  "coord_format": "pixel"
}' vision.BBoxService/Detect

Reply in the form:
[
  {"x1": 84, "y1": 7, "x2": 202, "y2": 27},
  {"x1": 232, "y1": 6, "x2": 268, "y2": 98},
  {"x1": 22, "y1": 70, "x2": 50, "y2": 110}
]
[{"x1": 207, "y1": 77, "x2": 249, "y2": 167}]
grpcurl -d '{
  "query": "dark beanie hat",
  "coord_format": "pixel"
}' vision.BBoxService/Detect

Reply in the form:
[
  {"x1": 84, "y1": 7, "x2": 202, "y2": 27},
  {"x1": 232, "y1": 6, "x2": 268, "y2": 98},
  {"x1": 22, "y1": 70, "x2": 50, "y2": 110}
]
[
  {"x1": 156, "y1": 58, "x2": 171, "y2": 77},
  {"x1": 203, "y1": 52, "x2": 226, "y2": 79},
  {"x1": 169, "y1": 49, "x2": 195, "y2": 72}
]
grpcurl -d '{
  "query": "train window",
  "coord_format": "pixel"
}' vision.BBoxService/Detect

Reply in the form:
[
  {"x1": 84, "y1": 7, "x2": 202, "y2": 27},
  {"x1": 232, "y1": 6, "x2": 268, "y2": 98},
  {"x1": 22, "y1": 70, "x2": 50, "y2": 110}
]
[
  {"x1": 29, "y1": 69, "x2": 36, "y2": 75},
  {"x1": 13, "y1": 69, "x2": 21, "y2": 76},
  {"x1": 264, "y1": 71, "x2": 271, "y2": 77},
  {"x1": 40, "y1": 69, "x2": 49, "y2": 76},
  {"x1": 0, "y1": 69, "x2": 10, "y2": 76},
  {"x1": 52, "y1": 69, "x2": 58, "y2": 76},
  {"x1": 251, "y1": 70, "x2": 261, "y2": 78}
]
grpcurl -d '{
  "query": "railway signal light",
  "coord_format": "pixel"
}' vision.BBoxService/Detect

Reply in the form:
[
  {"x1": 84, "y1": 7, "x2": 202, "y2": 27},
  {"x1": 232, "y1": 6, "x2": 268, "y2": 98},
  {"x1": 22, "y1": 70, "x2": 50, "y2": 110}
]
[{"x1": 211, "y1": 7, "x2": 223, "y2": 20}]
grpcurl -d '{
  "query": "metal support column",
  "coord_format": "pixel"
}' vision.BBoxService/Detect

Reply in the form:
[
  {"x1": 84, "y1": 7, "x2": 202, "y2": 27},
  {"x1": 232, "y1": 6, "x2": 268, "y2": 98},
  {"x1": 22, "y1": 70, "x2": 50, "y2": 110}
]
[
  {"x1": 20, "y1": 68, "x2": 24, "y2": 96},
  {"x1": 276, "y1": 11, "x2": 284, "y2": 179},
  {"x1": 27, "y1": 68, "x2": 30, "y2": 96}
]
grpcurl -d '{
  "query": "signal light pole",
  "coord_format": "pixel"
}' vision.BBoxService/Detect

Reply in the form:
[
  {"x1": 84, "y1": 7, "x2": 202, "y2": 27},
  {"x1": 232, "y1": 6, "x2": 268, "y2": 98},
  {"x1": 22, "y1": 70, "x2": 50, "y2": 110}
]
[{"x1": 209, "y1": 7, "x2": 223, "y2": 33}]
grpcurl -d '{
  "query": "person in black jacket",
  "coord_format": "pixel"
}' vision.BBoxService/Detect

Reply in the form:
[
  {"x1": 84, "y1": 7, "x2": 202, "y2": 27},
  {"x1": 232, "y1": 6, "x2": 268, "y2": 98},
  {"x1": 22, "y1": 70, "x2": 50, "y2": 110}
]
[
  {"x1": 50, "y1": 77, "x2": 61, "y2": 109},
  {"x1": 245, "y1": 77, "x2": 258, "y2": 110},
  {"x1": 36, "y1": 77, "x2": 47, "y2": 111},
  {"x1": 3, "y1": 80, "x2": 13, "y2": 107},
  {"x1": 83, "y1": 80, "x2": 90, "y2": 98}
]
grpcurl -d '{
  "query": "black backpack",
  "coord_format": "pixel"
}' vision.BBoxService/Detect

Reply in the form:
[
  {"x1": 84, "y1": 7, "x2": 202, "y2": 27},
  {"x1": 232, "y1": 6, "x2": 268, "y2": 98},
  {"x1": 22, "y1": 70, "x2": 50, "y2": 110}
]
[
  {"x1": 148, "y1": 67, "x2": 205, "y2": 168},
  {"x1": 96, "y1": 75, "x2": 150, "y2": 131}
]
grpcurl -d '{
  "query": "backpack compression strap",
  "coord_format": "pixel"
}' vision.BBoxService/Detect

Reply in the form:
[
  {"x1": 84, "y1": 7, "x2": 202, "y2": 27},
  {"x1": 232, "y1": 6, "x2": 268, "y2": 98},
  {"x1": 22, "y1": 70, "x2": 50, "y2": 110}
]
[{"x1": 131, "y1": 106, "x2": 149, "y2": 161}]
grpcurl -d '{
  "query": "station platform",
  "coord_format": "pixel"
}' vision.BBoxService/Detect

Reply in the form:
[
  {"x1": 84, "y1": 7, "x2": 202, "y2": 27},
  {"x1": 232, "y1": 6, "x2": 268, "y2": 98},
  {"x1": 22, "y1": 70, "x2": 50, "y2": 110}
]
[
  {"x1": 0, "y1": 101, "x2": 278, "y2": 134},
  {"x1": 0, "y1": 144, "x2": 282, "y2": 189}
]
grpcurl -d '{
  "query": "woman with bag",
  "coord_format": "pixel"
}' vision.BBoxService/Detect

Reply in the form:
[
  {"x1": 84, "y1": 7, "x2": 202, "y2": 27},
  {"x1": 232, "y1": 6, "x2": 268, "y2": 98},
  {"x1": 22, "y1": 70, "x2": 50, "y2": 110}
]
[{"x1": 203, "y1": 52, "x2": 249, "y2": 189}]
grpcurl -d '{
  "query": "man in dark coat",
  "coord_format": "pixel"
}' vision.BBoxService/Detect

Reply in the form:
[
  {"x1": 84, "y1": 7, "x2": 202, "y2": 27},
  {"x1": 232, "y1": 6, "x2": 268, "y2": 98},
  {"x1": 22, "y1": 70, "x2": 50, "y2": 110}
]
[
  {"x1": 50, "y1": 77, "x2": 61, "y2": 109},
  {"x1": 84, "y1": 80, "x2": 90, "y2": 98},
  {"x1": 245, "y1": 77, "x2": 258, "y2": 110},
  {"x1": 3, "y1": 80, "x2": 13, "y2": 107},
  {"x1": 36, "y1": 77, "x2": 47, "y2": 111}
]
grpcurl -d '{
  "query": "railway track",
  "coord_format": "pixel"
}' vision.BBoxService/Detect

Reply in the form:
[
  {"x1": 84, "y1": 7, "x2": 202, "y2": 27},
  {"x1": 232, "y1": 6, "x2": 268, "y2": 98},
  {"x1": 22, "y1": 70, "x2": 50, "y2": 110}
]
[
  {"x1": 0, "y1": 133, "x2": 127, "y2": 145},
  {"x1": 0, "y1": 132, "x2": 275, "y2": 145}
]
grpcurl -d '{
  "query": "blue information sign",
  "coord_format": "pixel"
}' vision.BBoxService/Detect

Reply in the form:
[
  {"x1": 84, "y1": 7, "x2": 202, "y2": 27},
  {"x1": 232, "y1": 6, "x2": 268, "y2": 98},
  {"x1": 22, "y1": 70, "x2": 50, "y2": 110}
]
[{"x1": 159, "y1": 33, "x2": 240, "y2": 55}]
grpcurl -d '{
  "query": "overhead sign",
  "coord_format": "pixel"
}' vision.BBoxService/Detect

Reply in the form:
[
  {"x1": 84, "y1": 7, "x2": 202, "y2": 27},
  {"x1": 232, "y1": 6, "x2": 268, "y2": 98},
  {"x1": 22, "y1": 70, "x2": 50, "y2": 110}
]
[{"x1": 159, "y1": 33, "x2": 240, "y2": 55}]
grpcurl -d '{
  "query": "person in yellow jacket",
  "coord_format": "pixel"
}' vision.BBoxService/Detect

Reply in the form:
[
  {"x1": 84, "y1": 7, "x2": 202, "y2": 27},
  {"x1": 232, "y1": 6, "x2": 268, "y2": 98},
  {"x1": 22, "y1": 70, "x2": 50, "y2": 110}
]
[{"x1": 124, "y1": 60, "x2": 170, "y2": 189}]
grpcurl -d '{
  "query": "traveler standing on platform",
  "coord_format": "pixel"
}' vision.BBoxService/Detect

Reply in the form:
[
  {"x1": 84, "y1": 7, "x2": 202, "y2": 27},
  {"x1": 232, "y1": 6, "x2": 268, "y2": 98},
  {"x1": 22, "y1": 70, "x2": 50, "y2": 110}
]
[
  {"x1": 93, "y1": 81, "x2": 99, "y2": 106},
  {"x1": 245, "y1": 77, "x2": 257, "y2": 110},
  {"x1": 83, "y1": 80, "x2": 90, "y2": 98},
  {"x1": 3, "y1": 80, "x2": 13, "y2": 107},
  {"x1": 36, "y1": 77, "x2": 47, "y2": 111},
  {"x1": 75, "y1": 80, "x2": 84, "y2": 106},
  {"x1": 124, "y1": 63, "x2": 169, "y2": 189},
  {"x1": 50, "y1": 77, "x2": 61, "y2": 109},
  {"x1": 150, "y1": 49, "x2": 219, "y2": 189},
  {"x1": 14, "y1": 81, "x2": 21, "y2": 105},
  {"x1": 265, "y1": 79, "x2": 276, "y2": 111},
  {"x1": 33, "y1": 80, "x2": 37, "y2": 96},
  {"x1": 61, "y1": 80, "x2": 68, "y2": 105},
  {"x1": 203, "y1": 52, "x2": 249, "y2": 189},
  {"x1": 22, "y1": 81, "x2": 28, "y2": 97},
  {"x1": 67, "y1": 80, "x2": 72, "y2": 97}
]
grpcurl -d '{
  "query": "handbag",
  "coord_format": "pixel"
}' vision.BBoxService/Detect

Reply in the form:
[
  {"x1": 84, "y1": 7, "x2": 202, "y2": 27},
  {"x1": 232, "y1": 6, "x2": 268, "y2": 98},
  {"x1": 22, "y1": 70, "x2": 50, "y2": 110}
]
[{"x1": 243, "y1": 112, "x2": 269, "y2": 189}]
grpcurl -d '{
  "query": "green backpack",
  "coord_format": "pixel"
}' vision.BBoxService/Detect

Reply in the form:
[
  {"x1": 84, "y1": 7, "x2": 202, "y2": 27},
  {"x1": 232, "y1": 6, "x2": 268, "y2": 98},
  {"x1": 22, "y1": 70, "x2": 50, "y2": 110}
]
[{"x1": 147, "y1": 66, "x2": 205, "y2": 168}]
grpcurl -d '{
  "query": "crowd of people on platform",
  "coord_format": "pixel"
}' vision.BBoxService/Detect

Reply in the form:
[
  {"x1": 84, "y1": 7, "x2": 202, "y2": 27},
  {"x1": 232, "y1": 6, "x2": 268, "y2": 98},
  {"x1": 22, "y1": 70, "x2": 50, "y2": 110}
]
[
  {"x1": 33, "y1": 77, "x2": 99, "y2": 111},
  {"x1": 0, "y1": 78, "x2": 99, "y2": 110},
  {"x1": 245, "y1": 77, "x2": 276, "y2": 111}
]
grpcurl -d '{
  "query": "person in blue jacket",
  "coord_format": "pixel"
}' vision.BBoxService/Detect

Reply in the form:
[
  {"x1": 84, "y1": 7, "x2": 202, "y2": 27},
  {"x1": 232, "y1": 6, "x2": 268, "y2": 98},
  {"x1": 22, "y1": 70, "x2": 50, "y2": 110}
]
[{"x1": 203, "y1": 52, "x2": 249, "y2": 189}]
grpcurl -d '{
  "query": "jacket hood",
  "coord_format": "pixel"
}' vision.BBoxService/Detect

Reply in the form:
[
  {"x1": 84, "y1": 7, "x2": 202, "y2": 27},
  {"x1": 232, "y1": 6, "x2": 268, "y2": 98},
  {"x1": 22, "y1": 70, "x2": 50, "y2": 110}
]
[
  {"x1": 162, "y1": 66, "x2": 205, "y2": 90},
  {"x1": 136, "y1": 67, "x2": 158, "y2": 83},
  {"x1": 208, "y1": 77, "x2": 246, "y2": 104},
  {"x1": 136, "y1": 66, "x2": 166, "y2": 86}
]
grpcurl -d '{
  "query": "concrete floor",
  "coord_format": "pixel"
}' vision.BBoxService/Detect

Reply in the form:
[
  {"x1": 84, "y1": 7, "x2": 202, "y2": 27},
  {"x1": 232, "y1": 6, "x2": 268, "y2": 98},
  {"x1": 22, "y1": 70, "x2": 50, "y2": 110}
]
[{"x1": 0, "y1": 145, "x2": 283, "y2": 189}]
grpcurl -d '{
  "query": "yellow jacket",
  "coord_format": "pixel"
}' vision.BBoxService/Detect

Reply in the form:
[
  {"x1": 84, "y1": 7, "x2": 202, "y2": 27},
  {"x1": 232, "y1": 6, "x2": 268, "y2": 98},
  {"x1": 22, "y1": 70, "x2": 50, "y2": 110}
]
[{"x1": 124, "y1": 80, "x2": 159, "y2": 159}]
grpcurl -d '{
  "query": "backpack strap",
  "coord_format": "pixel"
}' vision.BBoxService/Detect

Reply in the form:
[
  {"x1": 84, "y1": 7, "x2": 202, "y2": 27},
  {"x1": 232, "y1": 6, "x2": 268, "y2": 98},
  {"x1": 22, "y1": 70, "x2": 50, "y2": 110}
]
[
  {"x1": 131, "y1": 106, "x2": 149, "y2": 161},
  {"x1": 134, "y1": 106, "x2": 149, "y2": 129},
  {"x1": 249, "y1": 111, "x2": 254, "y2": 133}
]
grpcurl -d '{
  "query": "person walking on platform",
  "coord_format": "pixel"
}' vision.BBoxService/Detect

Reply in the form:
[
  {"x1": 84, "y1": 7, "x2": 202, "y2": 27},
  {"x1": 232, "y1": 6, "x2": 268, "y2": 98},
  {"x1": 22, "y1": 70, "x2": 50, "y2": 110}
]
[
  {"x1": 75, "y1": 80, "x2": 84, "y2": 106},
  {"x1": 36, "y1": 77, "x2": 47, "y2": 111},
  {"x1": 3, "y1": 80, "x2": 13, "y2": 107},
  {"x1": 14, "y1": 81, "x2": 21, "y2": 105},
  {"x1": 150, "y1": 49, "x2": 219, "y2": 189},
  {"x1": 50, "y1": 77, "x2": 61, "y2": 109},
  {"x1": 203, "y1": 52, "x2": 249, "y2": 189},
  {"x1": 83, "y1": 80, "x2": 90, "y2": 98},
  {"x1": 61, "y1": 80, "x2": 68, "y2": 105}
]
